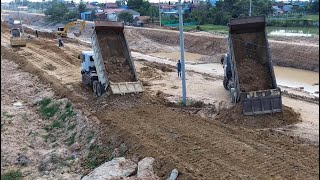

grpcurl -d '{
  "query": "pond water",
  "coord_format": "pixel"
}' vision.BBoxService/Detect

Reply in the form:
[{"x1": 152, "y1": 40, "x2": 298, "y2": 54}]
[{"x1": 267, "y1": 27, "x2": 319, "y2": 37}]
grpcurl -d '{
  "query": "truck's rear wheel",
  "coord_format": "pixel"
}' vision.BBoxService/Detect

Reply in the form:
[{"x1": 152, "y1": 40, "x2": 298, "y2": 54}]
[
  {"x1": 92, "y1": 80, "x2": 98, "y2": 94},
  {"x1": 96, "y1": 83, "x2": 102, "y2": 97}
]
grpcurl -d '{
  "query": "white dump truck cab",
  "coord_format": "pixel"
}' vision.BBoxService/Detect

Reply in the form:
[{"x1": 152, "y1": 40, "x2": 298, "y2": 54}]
[{"x1": 80, "y1": 51, "x2": 95, "y2": 72}]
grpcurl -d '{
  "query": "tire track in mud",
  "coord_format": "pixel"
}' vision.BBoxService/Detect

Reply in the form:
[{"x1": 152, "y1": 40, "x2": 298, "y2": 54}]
[{"x1": 1, "y1": 27, "x2": 318, "y2": 179}]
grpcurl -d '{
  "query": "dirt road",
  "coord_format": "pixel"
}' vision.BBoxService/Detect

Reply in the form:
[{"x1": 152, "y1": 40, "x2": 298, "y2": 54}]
[{"x1": 1, "y1": 22, "x2": 319, "y2": 179}]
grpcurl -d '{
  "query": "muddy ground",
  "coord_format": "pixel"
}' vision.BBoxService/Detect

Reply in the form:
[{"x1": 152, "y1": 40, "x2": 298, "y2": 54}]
[{"x1": 1, "y1": 19, "x2": 319, "y2": 180}]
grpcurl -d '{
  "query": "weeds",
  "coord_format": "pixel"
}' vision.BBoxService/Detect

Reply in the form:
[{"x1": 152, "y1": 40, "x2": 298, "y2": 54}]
[
  {"x1": 67, "y1": 123, "x2": 76, "y2": 130},
  {"x1": 44, "y1": 120, "x2": 63, "y2": 131},
  {"x1": 86, "y1": 131, "x2": 94, "y2": 143},
  {"x1": 1, "y1": 170, "x2": 22, "y2": 180},
  {"x1": 84, "y1": 145, "x2": 106, "y2": 169},
  {"x1": 2, "y1": 111, "x2": 14, "y2": 118},
  {"x1": 65, "y1": 132, "x2": 76, "y2": 146},
  {"x1": 38, "y1": 98, "x2": 60, "y2": 119}
]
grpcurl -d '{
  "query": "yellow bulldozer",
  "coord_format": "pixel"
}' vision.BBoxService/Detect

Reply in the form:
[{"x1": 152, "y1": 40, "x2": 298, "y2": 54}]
[
  {"x1": 10, "y1": 28, "x2": 27, "y2": 47},
  {"x1": 55, "y1": 19, "x2": 86, "y2": 38}
]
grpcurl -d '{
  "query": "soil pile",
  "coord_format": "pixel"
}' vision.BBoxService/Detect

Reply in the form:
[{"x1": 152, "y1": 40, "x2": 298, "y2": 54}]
[
  {"x1": 105, "y1": 56, "x2": 133, "y2": 82},
  {"x1": 216, "y1": 104, "x2": 302, "y2": 128},
  {"x1": 97, "y1": 34, "x2": 133, "y2": 82},
  {"x1": 232, "y1": 32, "x2": 273, "y2": 92},
  {"x1": 237, "y1": 58, "x2": 273, "y2": 92}
]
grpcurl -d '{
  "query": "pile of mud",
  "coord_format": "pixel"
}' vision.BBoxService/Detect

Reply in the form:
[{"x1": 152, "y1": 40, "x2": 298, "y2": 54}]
[
  {"x1": 105, "y1": 56, "x2": 133, "y2": 82},
  {"x1": 232, "y1": 32, "x2": 273, "y2": 92},
  {"x1": 216, "y1": 104, "x2": 301, "y2": 128},
  {"x1": 97, "y1": 34, "x2": 133, "y2": 82},
  {"x1": 237, "y1": 58, "x2": 273, "y2": 92}
]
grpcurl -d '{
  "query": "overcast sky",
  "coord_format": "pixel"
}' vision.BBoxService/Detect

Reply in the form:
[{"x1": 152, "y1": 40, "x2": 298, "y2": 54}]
[{"x1": 1, "y1": 0, "x2": 311, "y2": 4}]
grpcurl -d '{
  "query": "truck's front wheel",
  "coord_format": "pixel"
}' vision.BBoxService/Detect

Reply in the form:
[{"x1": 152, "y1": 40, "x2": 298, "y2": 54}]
[{"x1": 223, "y1": 77, "x2": 229, "y2": 90}]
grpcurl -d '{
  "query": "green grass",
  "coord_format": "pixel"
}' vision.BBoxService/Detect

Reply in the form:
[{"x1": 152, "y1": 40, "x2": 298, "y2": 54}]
[
  {"x1": 183, "y1": 24, "x2": 228, "y2": 32},
  {"x1": 65, "y1": 132, "x2": 76, "y2": 146},
  {"x1": 44, "y1": 120, "x2": 64, "y2": 131},
  {"x1": 1, "y1": 170, "x2": 22, "y2": 180},
  {"x1": 304, "y1": 14, "x2": 319, "y2": 21},
  {"x1": 39, "y1": 98, "x2": 60, "y2": 119},
  {"x1": 86, "y1": 131, "x2": 94, "y2": 143},
  {"x1": 2, "y1": 112, "x2": 14, "y2": 118}
]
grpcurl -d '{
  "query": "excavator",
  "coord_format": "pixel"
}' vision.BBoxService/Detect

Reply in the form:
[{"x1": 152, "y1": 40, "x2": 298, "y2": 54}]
[
  {"x1": 10, "y1": 27, "x2": 26, "y2": 47},
  {"x1": 55, "y1": 19, "x2": 86, "y2": 38}
]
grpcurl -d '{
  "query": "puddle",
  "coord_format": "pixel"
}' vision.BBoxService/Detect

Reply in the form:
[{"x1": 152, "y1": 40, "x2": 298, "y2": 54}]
[
  {"x1": 150, "y1": 52, "x2": 204, "y2": 62},
  {"x1": 274, "y1": 66, "x2": 319, "y2": 96}
]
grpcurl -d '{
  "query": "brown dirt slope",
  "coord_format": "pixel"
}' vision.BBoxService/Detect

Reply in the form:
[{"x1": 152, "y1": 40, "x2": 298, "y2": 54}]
[{"x1": 1, "y1": 25, "x2": 319, "y2": 180}]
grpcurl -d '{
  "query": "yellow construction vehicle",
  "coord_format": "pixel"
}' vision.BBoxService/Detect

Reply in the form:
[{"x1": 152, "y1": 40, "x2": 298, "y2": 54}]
[
  {"x1": 10, "y1": 28, "x2": 27, "y2": 47},
  {"x1": 55, "y1": 20, "x2": 86, "y2": 38}
]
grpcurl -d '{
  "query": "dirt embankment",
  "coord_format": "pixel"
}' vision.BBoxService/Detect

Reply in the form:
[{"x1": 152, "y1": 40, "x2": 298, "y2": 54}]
[{"x1": 130, "y1": 28, "x2": 319, "y2": 72}]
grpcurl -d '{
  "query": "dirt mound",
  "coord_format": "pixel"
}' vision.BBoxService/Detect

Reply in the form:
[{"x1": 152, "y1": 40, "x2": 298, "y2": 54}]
[
  {"x1": 139, "y1": 66, "x2": 162, "y2": 79},
  {"x1": 232, "y1": 32, "x2": 273, "y2": 92},
  {"x1": 97, "y1": 34, "x2": 133, "y2": 82},
  {"x1": 216, "y1": 104, "x2": 302, "y2": 128},
  {"x1": 237, "y1": 58, "x2": 273, "y2": 92},
  {"x1": 142, "y1": 61, "x2": 175, "y2": 72},
  {"x1": 136, "y1": 29, "x2": 227, "y2": 56}
]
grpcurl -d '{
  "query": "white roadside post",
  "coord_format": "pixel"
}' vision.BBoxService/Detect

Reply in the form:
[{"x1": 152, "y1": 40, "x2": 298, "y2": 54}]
[
  {"x1": 159, "y1": 0, "x2": 161, "y2": 27},
  {"x1": 249, "y1": 0, "x2": 252, "y2": 16},
  {"x1": 178, "y1": 0, "x2": 187, "y2": 106},
  {"x1": 16, "y1": 1, "x2": 24, "y2": 36}
]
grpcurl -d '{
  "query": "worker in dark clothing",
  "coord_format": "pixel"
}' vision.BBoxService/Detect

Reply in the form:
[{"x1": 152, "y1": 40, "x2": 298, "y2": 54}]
[
  {"x1": 58, "y1": 37, "x2": 63, "y2": 47},
  {"x1": 177, "y1": 60, "x2": 182, "y2": 78},
  {"x1": 35, "y1": 30, "x2": 38, "y2": 38}
]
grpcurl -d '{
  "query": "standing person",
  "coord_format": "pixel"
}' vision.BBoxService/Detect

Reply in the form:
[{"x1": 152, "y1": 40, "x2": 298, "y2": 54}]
[
  {"x1": 177, "y1": 60, "x2": 181, "y2": 78},
  {"x1": 58, "y1": 37, "x2": 63, "y2": 47},
  {"x1": 35, "y1": 30, "x2": 38, "y2": 38}
]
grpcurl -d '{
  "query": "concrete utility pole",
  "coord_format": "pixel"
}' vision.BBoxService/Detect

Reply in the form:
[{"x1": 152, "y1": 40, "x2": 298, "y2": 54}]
[
  {"x1": 249, "y1": 0, "x2": 252, "y2": 16},
  {"x1": 159, "y1": 0, "x2": 161, "y2": 26},
  {"x1": 16, "y1": 0, "x2": 24, "y2": 36},
  {"x1": 178, "y1": 0, "x2": 187, "y2": 105}
]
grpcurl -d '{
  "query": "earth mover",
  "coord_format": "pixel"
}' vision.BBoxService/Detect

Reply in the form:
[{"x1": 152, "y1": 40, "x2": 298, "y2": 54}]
[
  {"x1": 80, "y1": 21, "x2": 143, "y2": 96},
  {"x1": 10, "y1": 28, "x2": 26, "y2": 47},
  {"x1": 55, "y1": 19, "x2": 86, "y2": 38},
  {"x1": 223, "y1": 16, "x2": 282, "y2": 115}
]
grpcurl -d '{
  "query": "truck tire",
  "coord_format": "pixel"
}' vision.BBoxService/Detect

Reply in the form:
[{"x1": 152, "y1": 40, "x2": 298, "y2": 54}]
[
  {"x1": 96, "y1": 83, "x2": 102, "y2": 97},
  {"x1": 223, "y1": 77, "x2": 229, "y2": 90},
  {"x1": 92, "y1": 80, "x2": 98, "y2": 94}
]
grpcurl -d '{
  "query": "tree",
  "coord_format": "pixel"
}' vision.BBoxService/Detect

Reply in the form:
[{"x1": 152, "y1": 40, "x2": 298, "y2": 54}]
[
  {"x1": 118, "y1": 12, "x2": 134, "y2": 23},
  {"x1": 44, "y1": 0, "x2": 78, "y2": 22},
  {"x1": 78, "y1": 2, "x2": 86, "y2": 13},
  {"x1": 91, "y1": 10, "x2": 97, "y2": 20},
  {"x1": 127, "y1": 0, "x2": 150, "y2": 15}
]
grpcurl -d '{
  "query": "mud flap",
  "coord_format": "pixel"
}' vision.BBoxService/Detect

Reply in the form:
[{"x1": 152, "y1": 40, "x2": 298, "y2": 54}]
[{"x1": 241, "y1": 88, "x2": 282, "y2": 116}]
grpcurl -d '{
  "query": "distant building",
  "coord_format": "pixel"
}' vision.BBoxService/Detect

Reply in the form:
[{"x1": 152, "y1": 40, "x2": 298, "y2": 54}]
[
  {"x1": 134, "y1": 16, "x2": 150, "y2": 24},
  {"x1": 105, "y1": 3, "x2": 118, "y2": 9},
  {"x1": 17, "y1": 6, "x2": 28, "y2": 11},
  {"x1": 80, "y1": 11, "x2": 92, "y2": 20}
]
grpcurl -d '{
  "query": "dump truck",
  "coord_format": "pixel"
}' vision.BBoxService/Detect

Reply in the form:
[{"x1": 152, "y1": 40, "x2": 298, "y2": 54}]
[
  {"x1": 10, "y1": 28, "x2": 26, "y2": 47},
  {"x1": 80, "y1": 21, "x2": 143, "y2": 96},
  {"x1": 223, "y1": 16, "x2": 282, "y2": 115}
]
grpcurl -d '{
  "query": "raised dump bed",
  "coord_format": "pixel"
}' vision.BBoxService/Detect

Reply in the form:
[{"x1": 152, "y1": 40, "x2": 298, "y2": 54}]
[
  {"x1": 88, "y1": 21, "x2": 143, "y2": 95},
  {"x1": 224, "y1": 16, "x2": 282, "y2": 115}
]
